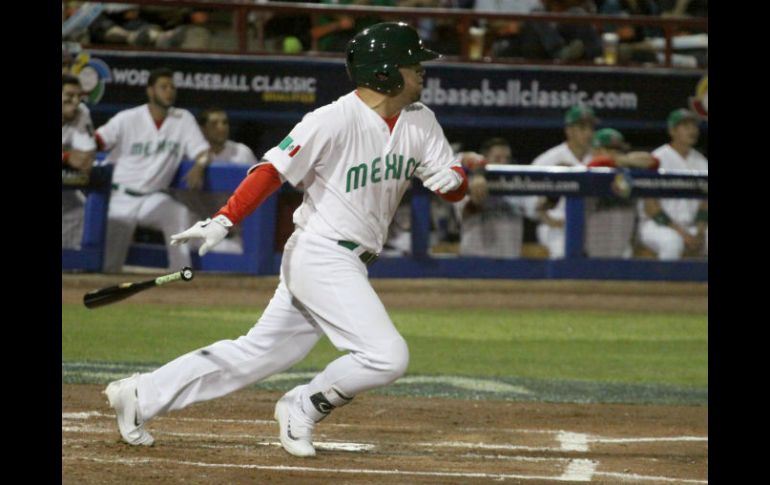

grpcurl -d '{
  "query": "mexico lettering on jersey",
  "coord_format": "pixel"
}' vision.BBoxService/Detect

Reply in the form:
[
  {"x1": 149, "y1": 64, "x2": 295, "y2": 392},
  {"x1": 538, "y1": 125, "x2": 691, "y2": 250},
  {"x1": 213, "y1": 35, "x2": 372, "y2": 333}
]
[
  {"x1": 96, "y1": 104, "x2": 210, "y2": 192},
  {"x1": 638, "y1": 144, "x2": 708, "y2": 226},
  {"x1": 263, "y1": 91, "x2": 459, "y2": 253}
]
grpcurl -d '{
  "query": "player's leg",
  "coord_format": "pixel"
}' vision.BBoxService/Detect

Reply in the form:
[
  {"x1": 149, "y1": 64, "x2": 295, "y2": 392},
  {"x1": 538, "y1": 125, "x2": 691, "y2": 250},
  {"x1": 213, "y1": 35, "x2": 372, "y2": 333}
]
[
  {"x1": 537, "y1": 223, "x2": 565, "y2": 259},
  {"x1": 105, "y1": 278, "x2": 323, "y2": 446},
  {"x1": 638, "y1": 219, "x2": 684, "y2": 260},
  {"x1": 134, "y1": 279, "x2": 323, "y2": 420},
  {"x1": 136, "y1": 193, "x2": 194, "y2": 269},
  {"x1": 103, "y1": 192, "x2": 141, "y2": 273},
  {"x1": 274, "y1": 230, "x2": 409, "y2": 453}
]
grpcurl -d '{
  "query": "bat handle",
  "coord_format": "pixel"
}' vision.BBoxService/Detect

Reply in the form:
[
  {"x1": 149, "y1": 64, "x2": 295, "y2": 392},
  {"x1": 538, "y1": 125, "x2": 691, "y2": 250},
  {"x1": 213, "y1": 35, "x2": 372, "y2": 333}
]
[{"x1": 154, "y1": 267, "x2": 195, "y2": 286}]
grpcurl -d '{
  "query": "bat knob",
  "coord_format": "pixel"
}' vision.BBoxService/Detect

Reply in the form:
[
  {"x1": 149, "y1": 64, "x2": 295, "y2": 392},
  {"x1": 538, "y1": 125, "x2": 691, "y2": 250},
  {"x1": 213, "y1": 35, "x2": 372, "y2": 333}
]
[{"x1": 181, "y1": 267, "x2": 194, "y2": 281}]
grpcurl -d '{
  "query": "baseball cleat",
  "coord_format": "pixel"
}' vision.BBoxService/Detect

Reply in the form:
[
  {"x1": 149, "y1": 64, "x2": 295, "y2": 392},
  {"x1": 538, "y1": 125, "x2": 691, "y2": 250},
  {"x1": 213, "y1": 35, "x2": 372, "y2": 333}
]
[
  {"x1": 104, "y1": 373, "x2": 154, "y2": 446},
  {"x1": 274, "y1": 390, "x2": 316, "y2": 457}
]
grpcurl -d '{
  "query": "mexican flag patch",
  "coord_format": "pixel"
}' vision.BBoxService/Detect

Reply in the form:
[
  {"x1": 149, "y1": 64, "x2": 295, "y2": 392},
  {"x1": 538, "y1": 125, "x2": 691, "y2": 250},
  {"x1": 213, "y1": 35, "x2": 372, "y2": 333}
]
[{"x1": 279, "y1": 136, "x2": 301, "y2": 157}]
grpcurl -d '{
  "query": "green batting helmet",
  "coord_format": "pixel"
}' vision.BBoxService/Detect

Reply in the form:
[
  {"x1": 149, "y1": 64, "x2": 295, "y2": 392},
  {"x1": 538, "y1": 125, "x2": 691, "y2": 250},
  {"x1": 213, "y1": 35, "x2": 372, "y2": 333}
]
[{"x1": 346, "y1": 22, "x2": 440, "y2": 95}]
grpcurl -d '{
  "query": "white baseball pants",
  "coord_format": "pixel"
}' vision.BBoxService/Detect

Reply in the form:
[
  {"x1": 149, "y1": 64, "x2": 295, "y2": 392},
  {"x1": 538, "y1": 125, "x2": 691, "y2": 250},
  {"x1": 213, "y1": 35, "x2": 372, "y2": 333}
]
[
  {"x1": 637, "y1": 219, "x2": 708, "y2": 260},
  {"x1": 103, "y1": 191, "x2": 194, "y2": 273},
  {"x1": 135, "y1": 228, "x2": 408, "y2": 422}
]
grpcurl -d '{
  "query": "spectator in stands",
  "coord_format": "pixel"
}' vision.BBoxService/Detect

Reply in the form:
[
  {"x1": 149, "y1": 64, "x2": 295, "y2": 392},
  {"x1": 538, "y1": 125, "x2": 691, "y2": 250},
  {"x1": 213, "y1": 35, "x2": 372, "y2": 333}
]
[
  {"x1": 95, "y1": 68, "x2": 211, "y2": 273},
  {"x1": 62, "y1": 74, "x2": 97, "y2": 250},
  {"x1": 454, "y1": 138, "x2": 531, "y2": 258},
  {"x1": 480, "y1": 0, "x2": 602, "y2": 62},
  {"x1": 312, "y1": 0, "x2": 397, "y2": 52},
  {"x1": 85, "y1": 4, "x2": 210, "y2": 49},
  {"x1": 583, "y1": 128, "x2": 659, "y2": 258},
  {"x1": 598, "y1": 0, "x2": 662, "y2": 64},
  {"x1": 174, "y1": 108, "x2": 259, "y2": 254},
  {"x1": 637, "y1": 108, "x2": 707, "y2": 260},
  {"x1": 531, "y1": 105, "x2": 597, "y2": 258}
]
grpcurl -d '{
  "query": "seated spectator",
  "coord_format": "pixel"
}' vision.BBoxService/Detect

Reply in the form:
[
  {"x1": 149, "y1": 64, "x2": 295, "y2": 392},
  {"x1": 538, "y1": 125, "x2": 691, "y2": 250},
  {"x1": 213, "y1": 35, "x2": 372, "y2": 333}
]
[
  {"x1": 482, "y1": 0, "x2": 602, "y2": 62},
  {"x1": 312, "y1": 0, "x2": 396, "y2": 52},
  {"x1": 95, "y1": 68, "x2": 211, "y2": 273},
  {"x1": 84, "y1": 4, "x2": 210, "y2": 49},
  {"x1": 637, "y1": 108, "x2": 707, "y2": 260},
  {"x1": 583, "y1": 128, "x2": 659, "y2": 258},
  {"x1": 62, "y1": 74, "x2": 97, "y2": 250},
  {"x1": 598, "y1": 0, "x2": 663, "y2": 64},
  {"x1": 454, "y1": 138, "x2": 531, "y2": 258}
]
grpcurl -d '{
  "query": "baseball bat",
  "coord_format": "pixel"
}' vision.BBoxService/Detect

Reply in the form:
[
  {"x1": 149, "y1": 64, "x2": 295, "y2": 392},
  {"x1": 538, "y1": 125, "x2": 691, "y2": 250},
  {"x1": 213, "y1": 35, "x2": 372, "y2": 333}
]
[{"x1": 83, "y1": 267, "x2": 194, "y2": 309}]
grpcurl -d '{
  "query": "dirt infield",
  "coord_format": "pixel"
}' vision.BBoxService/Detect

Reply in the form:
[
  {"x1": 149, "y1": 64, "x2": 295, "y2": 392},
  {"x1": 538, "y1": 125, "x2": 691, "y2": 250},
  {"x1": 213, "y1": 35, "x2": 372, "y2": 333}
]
[
  {"x1": 62, "y1": 384, "x2": 707, "y2": 485},
  {"x1": 62, "y1": 274, "x2": 707, "y2": 313},
  {"x1": 63, "y1": 275, "x2": 707, "y2": 483}
]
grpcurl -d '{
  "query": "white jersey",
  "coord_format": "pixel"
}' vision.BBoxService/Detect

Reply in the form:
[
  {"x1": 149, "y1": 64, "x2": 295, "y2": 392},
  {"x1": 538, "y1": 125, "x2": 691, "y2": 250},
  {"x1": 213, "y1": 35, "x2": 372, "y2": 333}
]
[
  {"x1": 62, "y1": 103, "x2": 96, "y2": 152},
  {"x1": 640, "y1": 144, "x2": 708, "y2": 226},
  {"x1": 96, "y1": 104, "x2": 210, "y2": 192},
  {"x1": 263, "y1": 91, "x2": 459, "y2": 253},
  {"x1": 211, "y1": 140, "x2": 257, "y2": 165},
  {"x1": 530, "y1": 142, "x2": 591, "y2": 221}
]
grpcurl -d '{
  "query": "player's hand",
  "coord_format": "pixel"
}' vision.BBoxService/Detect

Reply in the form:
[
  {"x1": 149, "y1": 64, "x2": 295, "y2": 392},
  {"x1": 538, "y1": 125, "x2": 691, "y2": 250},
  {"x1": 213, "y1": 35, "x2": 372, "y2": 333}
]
[
  {"x1": 184, "y1": 163, "x2": 207, "y2": 190},
  {"x1": 417, "y1": 165, "x2": 463, "y2": 194},
  {"x1": 170, "y1": 215, "x2": 233, "y2": 256}
]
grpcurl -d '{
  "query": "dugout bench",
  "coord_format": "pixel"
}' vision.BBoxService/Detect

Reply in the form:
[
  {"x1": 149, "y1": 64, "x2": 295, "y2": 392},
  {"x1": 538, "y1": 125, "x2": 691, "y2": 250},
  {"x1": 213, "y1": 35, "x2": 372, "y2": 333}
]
[{"x1": 62, "y1": 162, "x2": 707, "y2": 281}]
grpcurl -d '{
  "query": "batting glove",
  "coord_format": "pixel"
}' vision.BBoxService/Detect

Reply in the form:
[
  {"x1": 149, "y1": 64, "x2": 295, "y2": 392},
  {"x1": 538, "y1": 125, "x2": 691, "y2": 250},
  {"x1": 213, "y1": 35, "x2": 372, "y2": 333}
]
[
  {"x1": 418, "y1": 165, "x2": 463, "y2": 194},
  {"x1": 170, "y1": 214, "x2": 233, "y2": 256}
]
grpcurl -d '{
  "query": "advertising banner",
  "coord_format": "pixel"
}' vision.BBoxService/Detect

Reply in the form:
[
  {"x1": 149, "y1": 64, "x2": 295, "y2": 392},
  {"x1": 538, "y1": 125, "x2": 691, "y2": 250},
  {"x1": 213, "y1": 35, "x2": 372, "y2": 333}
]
[{"x1": 74, "y1": 50, "x2": 707, "y2": 130}]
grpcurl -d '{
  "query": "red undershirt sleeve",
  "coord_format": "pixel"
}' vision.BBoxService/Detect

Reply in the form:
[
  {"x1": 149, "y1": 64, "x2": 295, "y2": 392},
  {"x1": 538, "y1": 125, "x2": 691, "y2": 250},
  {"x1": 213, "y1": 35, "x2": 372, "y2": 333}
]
[
  {"x1": 437, "y1": 166, "x2": 468, "y2": 203},
  {"x1": 214, "y1": 163, "x2": 284, "y2": 225}
]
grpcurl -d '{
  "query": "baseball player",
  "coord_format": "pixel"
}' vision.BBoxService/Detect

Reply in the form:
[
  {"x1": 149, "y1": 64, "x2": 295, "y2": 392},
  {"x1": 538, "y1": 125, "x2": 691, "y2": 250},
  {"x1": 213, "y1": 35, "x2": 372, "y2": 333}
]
[
  {"x1": 174, "y1": 108, "x2": 259, "y2": 252},
  {"x1": 104, "y1": 22, "x2": 468, "y2": 457},
  {"x1": 62, "y1": 74, "x2": 96, "y2": 249},
  {"x1": 95, "y1": 67, "x2": 211, "y2": 273},
  {"x1": 583, "y1": 128, "x2": 659, "y2": 258},
  {"x1": 454, "y1": 138, "x2": 530, "y2": 258},
  {"x1": 198, "y1": 108, "x2": 257, "y2": 165},
  {"x1": 637, "y1": 108, "x2": 708, "y2": 259},
  {"x1": 530, "y1": 105, "x2": 597, "y2": 258}
]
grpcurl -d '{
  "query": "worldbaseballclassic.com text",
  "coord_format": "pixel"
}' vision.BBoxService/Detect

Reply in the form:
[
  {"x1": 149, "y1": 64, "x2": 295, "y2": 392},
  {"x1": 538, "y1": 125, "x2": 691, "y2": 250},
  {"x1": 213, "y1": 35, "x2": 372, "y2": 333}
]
[{"x1": 421, "y1": 79, "x2": 637, "y2": 110}]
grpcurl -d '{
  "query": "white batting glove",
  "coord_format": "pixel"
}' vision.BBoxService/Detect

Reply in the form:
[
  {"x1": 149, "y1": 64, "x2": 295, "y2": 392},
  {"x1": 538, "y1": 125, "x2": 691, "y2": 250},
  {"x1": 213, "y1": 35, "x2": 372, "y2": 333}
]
[
  {"x1": 417, "y1": 165, "x2": 463, "y2": 194},
  {"x1": 170, "y1": 214, "x2": 233, "y2": 256}
]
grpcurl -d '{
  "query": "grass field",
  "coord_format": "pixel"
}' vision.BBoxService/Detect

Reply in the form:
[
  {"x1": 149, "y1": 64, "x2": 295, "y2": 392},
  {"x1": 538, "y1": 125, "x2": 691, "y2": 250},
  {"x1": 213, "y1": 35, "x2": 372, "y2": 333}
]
[{"x1": 62, "y1": 303, "x2": 707, "y2": 390}]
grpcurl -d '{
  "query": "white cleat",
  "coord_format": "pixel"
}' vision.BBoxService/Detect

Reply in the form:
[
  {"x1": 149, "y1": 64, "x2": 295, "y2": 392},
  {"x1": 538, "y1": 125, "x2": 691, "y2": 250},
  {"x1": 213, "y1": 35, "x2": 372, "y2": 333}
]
[
  {"x1": 274, "y1": 391, "x2": 316, "y2": 457},
  {"x1": 103, "y1": 373, "x2": 154, "y2": 446}
]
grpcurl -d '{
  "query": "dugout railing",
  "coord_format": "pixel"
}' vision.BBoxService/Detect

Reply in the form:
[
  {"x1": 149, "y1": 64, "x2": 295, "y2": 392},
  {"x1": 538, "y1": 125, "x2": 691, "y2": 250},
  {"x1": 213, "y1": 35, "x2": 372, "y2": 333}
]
[
  {"x1": 61, "y1": 162, "x2": 707, "y2": 281},
  {"x1": 63, "y1": 0, "x2": 707, "y2": 69}
]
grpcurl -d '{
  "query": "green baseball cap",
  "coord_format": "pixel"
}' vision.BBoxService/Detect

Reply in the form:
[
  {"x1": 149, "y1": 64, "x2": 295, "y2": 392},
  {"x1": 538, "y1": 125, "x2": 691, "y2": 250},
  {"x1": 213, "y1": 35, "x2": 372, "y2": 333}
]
[
  {"x1": 565, "y1": 105, "x2": 598, "y2": 125},
  {"x1": 592, "y1": 128, "x2": 630, "y2": 151},
  {"x1": 667, "y1": 108, "x2": 700, "y2": 129}
]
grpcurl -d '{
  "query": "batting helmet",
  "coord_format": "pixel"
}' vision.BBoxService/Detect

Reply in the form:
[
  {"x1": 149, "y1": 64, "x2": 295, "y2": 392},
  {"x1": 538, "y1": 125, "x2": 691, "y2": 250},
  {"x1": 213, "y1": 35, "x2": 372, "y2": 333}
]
[{"x1": 346, "y1": 22, "x2": 440, "y2": 95}]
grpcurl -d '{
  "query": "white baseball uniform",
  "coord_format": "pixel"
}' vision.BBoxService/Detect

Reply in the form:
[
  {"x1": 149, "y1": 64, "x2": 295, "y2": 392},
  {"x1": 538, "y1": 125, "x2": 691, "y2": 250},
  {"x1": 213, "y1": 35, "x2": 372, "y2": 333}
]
[
  {"x1": 134, "y1": 91, "x2": 461, "y2": 427},
  {"x1": 96, "y1": 104, "x2": 210, "y2": 272},
  {"x1": 211, "y1": 140, "x2": 257, "y2": 165},
  {"x1": 530, "y1": 142, "x2": 591, "y2": 258},
  {"x1": 62, "y1": 103, "x2": 97, "y2": 249},
  {"x1": 637, "y1": 144, "x2": 708, "y2": 260}
]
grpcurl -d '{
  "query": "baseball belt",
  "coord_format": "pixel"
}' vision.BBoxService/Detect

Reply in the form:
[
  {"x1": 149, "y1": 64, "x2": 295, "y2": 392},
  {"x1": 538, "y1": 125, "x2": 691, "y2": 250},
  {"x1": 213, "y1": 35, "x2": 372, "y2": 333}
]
[{"x1": 337, "y1": 240, "x2": 378, "y2": 266}]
